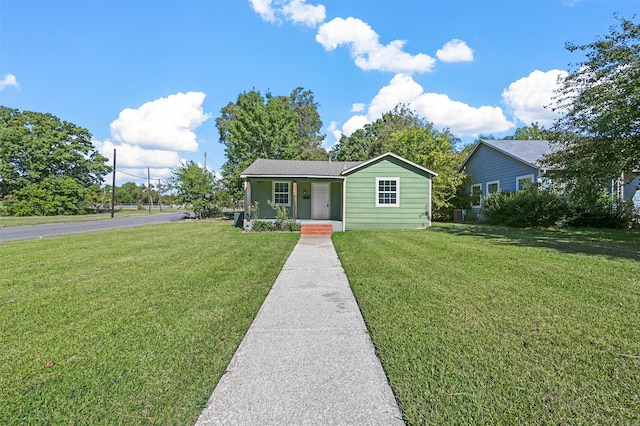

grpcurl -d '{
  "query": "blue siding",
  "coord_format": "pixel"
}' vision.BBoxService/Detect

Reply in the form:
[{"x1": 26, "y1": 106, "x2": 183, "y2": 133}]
[
  {"x1": 465, "y1": 144, "x2": 540, "y2": 194},
  {"x1": 624, "y1": 174, "x2": 640, "y2": 207}
]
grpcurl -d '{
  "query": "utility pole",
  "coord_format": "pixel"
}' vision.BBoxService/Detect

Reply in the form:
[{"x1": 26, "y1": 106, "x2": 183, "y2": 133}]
[
  {"x1": 147, "y1": 167, "x2": 152, "y2": 214},
  {"x1": 111, "y1": 149, "x2": 116, "y2": 218},
  {"x1": 204, "y1": 152, "x2": 207, "y2": 170},
  {"x1": 158, "y1": 179, "x2": 162, "y2": 211}
]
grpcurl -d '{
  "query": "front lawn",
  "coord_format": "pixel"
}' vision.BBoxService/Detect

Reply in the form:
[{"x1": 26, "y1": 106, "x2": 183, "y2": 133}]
[
  {"x1": 0, "y1": 221, "x2": 298, "y2": 424},
  {"x1": 333, "y1": 223, "x2": 640, "y2": 425}
]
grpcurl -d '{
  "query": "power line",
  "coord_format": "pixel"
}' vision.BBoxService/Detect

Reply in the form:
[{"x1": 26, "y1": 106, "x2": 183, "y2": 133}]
[{"x1": 115, "y1": 168, "x2": 167, "y2": 182}]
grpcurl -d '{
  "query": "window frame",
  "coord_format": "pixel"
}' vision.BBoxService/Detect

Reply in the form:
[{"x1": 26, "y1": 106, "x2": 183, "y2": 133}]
[
  {"x1": 516, "y1": 174, "x2": 535, "y2": 191},
  {"x1": 471, "y1": 183, "x2": 482, "y2": 207},
  {"x1": 272, "y1": 181, "x2": 291, "y2": 206},
  {"x1": 375, "y1": 177, "x2": 400, "y2": 207},
  {"x1": 486, "y1": 180, "x2": 500, "y2": 195}
]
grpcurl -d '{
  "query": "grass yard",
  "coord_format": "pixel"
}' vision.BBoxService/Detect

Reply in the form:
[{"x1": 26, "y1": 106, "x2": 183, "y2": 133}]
[
  {"x1": 0, "y1": 220, "x2": 298, "y2": 424},
  {"x1": 333, "y1": 223, "x2": 640, "y2": 425}
]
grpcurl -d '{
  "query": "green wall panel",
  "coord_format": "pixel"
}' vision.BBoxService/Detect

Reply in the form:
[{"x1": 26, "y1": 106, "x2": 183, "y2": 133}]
[{"x1": 344, "y1": 157, "x2": 432, "y2": 230}]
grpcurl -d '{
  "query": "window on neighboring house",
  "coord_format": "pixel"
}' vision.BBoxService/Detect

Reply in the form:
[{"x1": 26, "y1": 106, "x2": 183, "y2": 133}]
[
  {"x1": 516, "y1": 174, "x2": 534, "y2": 191},
  {"x1": 272, "y1": 181, "x2": 291, "y2": 206},
  {"x1": 487, "y1": 180, "x2": 500, "y2": 195},
  {"x1": 376, "y1": 177, "x2": 399, "y2": 207},
  {"x1": 471, "y1": 184, "x2": 482, "y2": 207}
]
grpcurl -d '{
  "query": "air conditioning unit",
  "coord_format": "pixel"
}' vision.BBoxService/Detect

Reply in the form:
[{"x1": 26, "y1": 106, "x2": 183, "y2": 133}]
[{"x1": 453, "y1": 209, "x2": 466, "y2": 222}]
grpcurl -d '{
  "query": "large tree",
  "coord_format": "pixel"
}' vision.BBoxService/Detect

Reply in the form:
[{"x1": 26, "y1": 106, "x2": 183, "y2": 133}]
[
  {"x1": 544, "y1": 16, "x2": 640, "y2": 192},
  {"x1": 167, "y1": 161, "x2": 219, "y2": 219},
  {"x1": 0, "y1": 107, "x2": 110, "y2": 215},
  {"x1": 217, "y1": 87, "x2": 327, "y2": 201},
  {"x1": 330, "y1": 106, "x2": 466, "y2": 219}
]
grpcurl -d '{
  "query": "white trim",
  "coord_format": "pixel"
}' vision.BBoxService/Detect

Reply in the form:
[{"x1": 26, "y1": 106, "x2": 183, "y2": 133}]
[
  {"x1": 272, "y1": 181, "x2": 291, "y2": 206},
  {"x1": 376, "y1": 177, "x2": 400, "y2": 207},
  {"x1": 342, "y1": 179, "x2": 347, "y2": 232},
  {"x1": 516, "y1": 174, "x2": 534, "y2": 191},
  {"x1": 471, "y1": 183, "x2": 482, "y2": 208},
  {"x1": 428, "y1": 178, "x2": 432, "y2": 226},
  {"x1": 486, "y1": 180, "x2": 500, "y2": 195},
  {"x1": 343, "y1": 152, "x2": 438, "y2": 177}
]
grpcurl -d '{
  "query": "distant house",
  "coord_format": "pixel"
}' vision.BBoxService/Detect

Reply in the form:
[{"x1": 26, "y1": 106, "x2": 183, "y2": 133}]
[
  {"x1": 459, "y1": 139, "x2": 552, "y2": 213},
  {"x1": 459, "y1": 139, "x2": 640, "y2": 214},
  {"x1": 240, "y1": 152, "x2": 438, "y2": 231}
]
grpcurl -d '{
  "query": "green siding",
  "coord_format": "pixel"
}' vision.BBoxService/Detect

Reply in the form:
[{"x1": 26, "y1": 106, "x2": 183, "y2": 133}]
[
  {"x1": 248, "y1": 178, "x2": 342, "y2": 220},
  {"x1": 344, "y1": 157, "x2": 432, "y2": 230}
]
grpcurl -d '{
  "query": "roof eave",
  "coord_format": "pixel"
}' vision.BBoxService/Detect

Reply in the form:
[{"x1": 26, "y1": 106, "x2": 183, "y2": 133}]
[
  {"x1": 341, "y1": 152, "x2": 438, "y2": 176},
  {"x1": 241, "y1": 174, "x2": 345, "y2": 179}
]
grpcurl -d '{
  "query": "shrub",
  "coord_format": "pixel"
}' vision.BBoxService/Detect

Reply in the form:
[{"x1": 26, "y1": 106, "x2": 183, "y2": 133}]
[
  {"x1": 283, "y1": 221, "x2": 301, "y2": 232},
  {"x1": 267, "y1": 200, "x2": 289, "y2": 229},
  {"x1": 482, "y1": 186, "x2": 568, "y2": 227},
  {"x1": 560, "y1": 193, "x2": 634, "y2": 229},
  {"x1": 249, "y1": 201, "x2": 300, "y2": 232},
  {"x1": 252, "y1": 220, "x2": 276, "y2": 232},
  {"x1": 482, "y1": 185, "x2": 635, "y2": 229}
]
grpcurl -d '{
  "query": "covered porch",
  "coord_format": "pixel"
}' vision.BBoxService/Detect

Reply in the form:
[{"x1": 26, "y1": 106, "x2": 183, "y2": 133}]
[{"x1": 243, "y1": 178, "x2": 345, "y2": 228}]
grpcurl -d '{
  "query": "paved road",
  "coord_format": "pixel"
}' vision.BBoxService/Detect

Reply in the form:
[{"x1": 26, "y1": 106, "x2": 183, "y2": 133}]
[{"x1": 0, "y1": 212, "x2": 185, "y2": 242}]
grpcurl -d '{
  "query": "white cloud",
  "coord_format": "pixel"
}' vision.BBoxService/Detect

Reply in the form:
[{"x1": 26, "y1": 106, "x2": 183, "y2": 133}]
[
  {"x1": 502, "y1": 69, "x2": 568, "y2": 126},
  {"x1": 350, "y1": 103, "x2": 365, "y2": 112},
  {"x1": 0, "y1": 74, "x2": 19, "y2": 90},
  {"x1": 95, "y1": 140, "x2": 181, "y2": 168},
  {"x1": 436, "y1": 39, "x2": 474, "y2": 63},
  {"x1": 342, "y1": 115, "x2": 369, "y2": 137},
  {"x1": 338, "y1": 73, "x2": 513, "y2": 139},
  {"x1": 316, "y1": 17, "x2": 435, "y2": 73},
  {"x1": 110, "y1": 91, "x2": 210, "y2": 152},
  {"x1": 412, "y1": 93, "x2": 513, "y2": 135},
  {"x1": 326, "y1": 121, "x2": 342, "y2": 143},
  {"x1": 93, "y1": 91, "x2": 211, "y2": 183},
  {"x1": 282, "y1": 0, "x2": 325, "y2": 26},
  {"x1": 249, "y1": 0, "x2": 276, "y2": 22},
  {"x1": 250, "y1": 0, "x2": 325, "y2": 27}
]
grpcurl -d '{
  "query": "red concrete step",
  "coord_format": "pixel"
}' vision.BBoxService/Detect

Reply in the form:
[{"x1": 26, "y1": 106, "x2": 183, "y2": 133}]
[{"x1": 300, "y1": 224, "x2": 333, "y2": 235}]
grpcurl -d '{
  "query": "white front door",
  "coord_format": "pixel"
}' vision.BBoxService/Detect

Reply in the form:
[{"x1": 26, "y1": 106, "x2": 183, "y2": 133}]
[{"x1": 312, "y1": 183, "x2": 330, "y2": 220}]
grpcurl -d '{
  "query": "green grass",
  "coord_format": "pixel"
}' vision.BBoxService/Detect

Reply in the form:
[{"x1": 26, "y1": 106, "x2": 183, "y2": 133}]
[
  {"x1": 0, "y1": 210, "x2": 178, "y2": 229},
  {"x1": 0, "y1": 221, "x2": 298, "y2": 424},
  {"x1": 333, "y1": 223, "x2": 640, "y2": 425}
]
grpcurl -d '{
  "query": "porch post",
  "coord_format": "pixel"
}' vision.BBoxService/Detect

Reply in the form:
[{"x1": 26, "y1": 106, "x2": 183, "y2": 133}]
[
  {"x1": 244, "y1": 179, "x2": 251, "y2": 228},
  {"x1": 292, "y1": 181, "x2": 298, "y2": 221}
]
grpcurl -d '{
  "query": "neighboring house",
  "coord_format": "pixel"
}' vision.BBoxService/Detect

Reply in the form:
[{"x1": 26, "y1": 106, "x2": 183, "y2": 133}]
[
  {"x1": 240, "y1": 152, "x2": 438, "y2": 231},
  {"x1": 459, "y1": 139, "x2": 552, "y2": 214},
  {"x1": 459, "y1": 139, "x2": 640, "y2": 215}
]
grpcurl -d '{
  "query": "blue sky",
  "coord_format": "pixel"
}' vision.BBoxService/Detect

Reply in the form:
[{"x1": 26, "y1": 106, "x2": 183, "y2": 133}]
[{"x1": 1, "y1": 0, "x2": 638, "y2": 185}]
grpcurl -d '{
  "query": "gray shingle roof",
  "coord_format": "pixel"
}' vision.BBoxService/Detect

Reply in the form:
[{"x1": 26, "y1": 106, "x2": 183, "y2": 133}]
[
  {"x1": 241, "y1": 159, "x2": 364, "y2": 177},
  {"x1": 481, "y1": 139, "x2": 552, "y2": 167}
]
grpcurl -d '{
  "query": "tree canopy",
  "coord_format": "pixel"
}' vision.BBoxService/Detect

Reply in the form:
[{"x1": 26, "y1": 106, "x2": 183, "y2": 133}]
[
  {"x1": 167, "y1": 161, "x2": 219, "y2": 219},
  {"x1": 544, "y1": 15, "x2": 640, "y2": 190},
  {"x1": 504, "y1": 122, "x2": 552, "y2": 140},
  {"x1": 0, "y1": 107, "x2": 110, "y2": 215},
  {"x1": 330, "y1": 106, "x2": 466, "y2": 219},
  {"x1": 216, "y1": 87, "x2": 327, "y2": 201}
]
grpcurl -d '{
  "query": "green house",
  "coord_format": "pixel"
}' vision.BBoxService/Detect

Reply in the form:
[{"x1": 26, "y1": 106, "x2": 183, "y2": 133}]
[{"x1": 240, "y1": 152, "x2": 438, "y2": 231}]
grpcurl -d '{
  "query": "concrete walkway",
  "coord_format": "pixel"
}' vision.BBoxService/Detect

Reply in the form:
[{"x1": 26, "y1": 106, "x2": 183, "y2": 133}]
[{"x1": 195, "y1": 235, "x2": 404, "y2": 426}]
